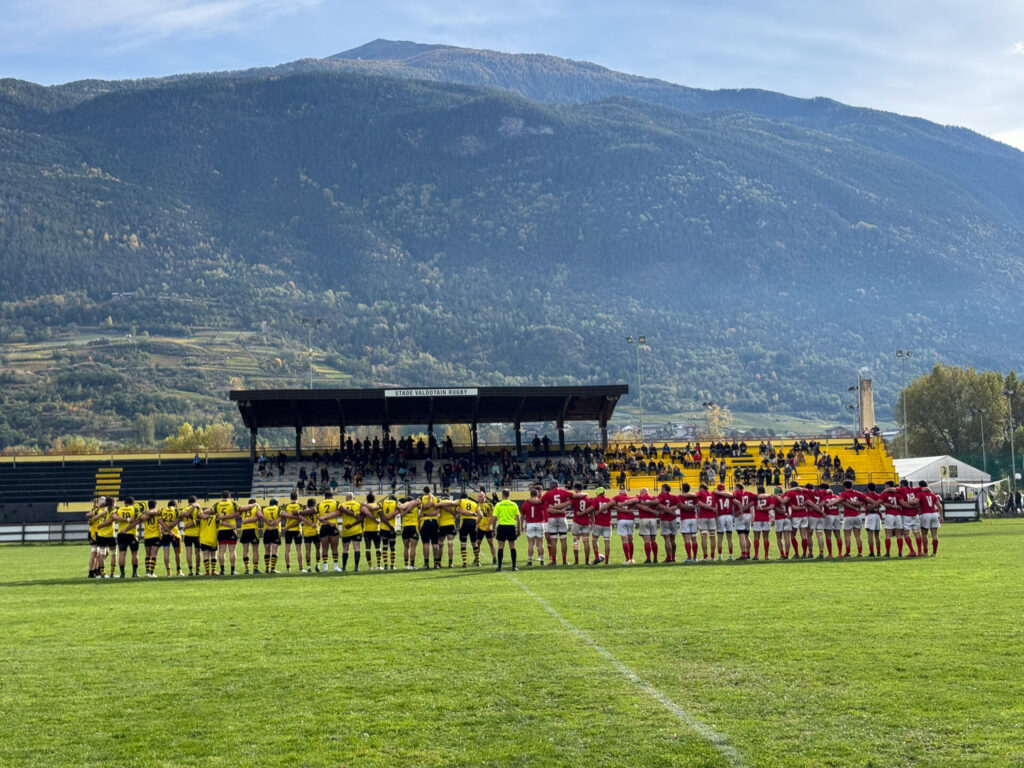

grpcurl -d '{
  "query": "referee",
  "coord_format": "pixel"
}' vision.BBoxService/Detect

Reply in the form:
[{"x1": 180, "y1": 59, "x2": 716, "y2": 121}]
[{"x1": 493, "y1": 489, "x2": 522, "y2": 572}]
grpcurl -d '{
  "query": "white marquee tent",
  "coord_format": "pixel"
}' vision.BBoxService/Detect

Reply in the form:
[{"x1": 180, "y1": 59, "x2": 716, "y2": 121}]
[{"x1": 894, "y1": 455, "x2": 991, "y2": 489}]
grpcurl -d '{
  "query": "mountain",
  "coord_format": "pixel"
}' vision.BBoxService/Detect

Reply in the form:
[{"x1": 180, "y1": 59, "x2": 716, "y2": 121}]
[{"x1": 0, "y1": 43, "x2": 1022, "y2": 450}]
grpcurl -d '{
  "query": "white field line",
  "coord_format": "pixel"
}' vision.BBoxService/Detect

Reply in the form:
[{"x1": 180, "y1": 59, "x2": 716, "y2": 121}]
[{"x1": 507, "y1": 574, "x2": 748, "y2": 768}]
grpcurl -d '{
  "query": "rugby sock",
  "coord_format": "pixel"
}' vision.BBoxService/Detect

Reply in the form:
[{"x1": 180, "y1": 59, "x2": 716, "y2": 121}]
[
  {"x1": 764, "y1": 539, "x2": 770, "y2": 558},
  {"x1": 333, "y1": 553, "x2": 339, "y2": 567},
  {"x1": 651, "y1": 541, "x2": 659, "y2": 561},
  {"x1": 825, "y1": 539, "x2": 832, "y2": 557},
  {"x1": 243, "y1": 556, "x2": 250, "y2": 573},
  {"x1": 119, "y1": 564, "x2": 125, "y2": 577},
  {"x1": 270, "y1": 554, "x2": 278, "y2": 571},
  {"x1": 622, "y1": 540, "x2": 630, "y2": 560},
  {"x1": 511, "y1": 549, "x2": 517, "y2": 568},
  {"x1": 354, "y1": 551, "x2": 361, "y2": 570},
  {"x1": 548, "y1": 543, "x2": 556, "y2": 562},
  {"x1": 916, "y1": 535, "x2": 924, "y2": 555},
  {"x1": 342, "y1": 552, "x2": 349, "y2": 570},
  {"x1": 264, "y1": 554, "x2": 270, "y2": 571},
  {"x1": 109, "y1": 561, "x2": 116, "y2": 576},
  {"x1": 643, "y1": 541, "x2": 652, "y2": 561},
  {"x1": 897, "y1": 538, "x2": 904, "y2": 556},
  {"x1": 497, "y1": 549, "x2": 504, "y2": 569},
  {"x1": 754, "y1": 540, "x2": 760, "y2": 558},
  {"x1": 932, "y1": 538, "x2": 938, "y2": 555},
  {"x1": 885, "y1": 538, "x2": 891, "y2": 555},
  {"x1": 856, "y1": 540, "x2": 862, "y2": 555}
]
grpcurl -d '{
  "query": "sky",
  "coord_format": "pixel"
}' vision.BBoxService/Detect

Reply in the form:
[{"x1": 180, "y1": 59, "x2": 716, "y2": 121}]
[{"x1": 3, "y1": 0, "x2": 1023, "y2": 150}]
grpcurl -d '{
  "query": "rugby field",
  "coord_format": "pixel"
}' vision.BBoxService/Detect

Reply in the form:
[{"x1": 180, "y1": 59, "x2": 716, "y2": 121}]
[{"x1": 2, "y1": 521, "x2": 1022, "y2": 767}]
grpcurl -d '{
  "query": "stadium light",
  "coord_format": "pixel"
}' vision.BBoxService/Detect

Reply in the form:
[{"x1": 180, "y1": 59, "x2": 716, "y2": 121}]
[
  {"x1": 626, "y1": 335, "x2": 647, "y2": 440},
  {"x1": 896, "y1": 350, "x2": 912, "y2": 456},
  {"x1": 1003, "y1": 389, "x2": 1016, "y2": 493},
  {"x1": 301, "y1": 318, "x2": 324, "y2": 389}
]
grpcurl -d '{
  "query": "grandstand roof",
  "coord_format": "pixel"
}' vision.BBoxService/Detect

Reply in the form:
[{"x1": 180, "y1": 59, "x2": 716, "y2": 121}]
[{"x1": 230, "y1": 386, "x2": 628, "y2": 431}]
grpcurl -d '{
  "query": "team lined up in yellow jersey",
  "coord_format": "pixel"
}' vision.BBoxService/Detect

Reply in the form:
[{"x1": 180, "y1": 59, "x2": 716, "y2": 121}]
[{"x1": 85, "y1": 486, "x2": 509, "y2": 578}]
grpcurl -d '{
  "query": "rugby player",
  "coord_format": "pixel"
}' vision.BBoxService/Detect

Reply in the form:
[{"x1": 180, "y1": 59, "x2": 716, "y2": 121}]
[
  {"x1": 899, "y1": 479, "x2": 921, "y2": 557},
  {"x1": 916, "y1": 481, "x2": 943, "y2": 556},
  {"x1": 197, "y1": 501, "x2": 220, "y2": 575},
  {"x1": 540, "y1": 481, "x2": 572, "y2": 565},
  {"x1": 804, "y1": 483, "x2": 826, "y2": 559},
  {"x1": 634, "y1": 487, "x2": 660, "y2": 563},
  {"x1": 862, "y1": 482, "x2": 884, "y2": 557},
  {"x1": 179, "y1": 496, "x2": 203, "y2": 575},
  {"x1": 258, "y1": 498, "x2": 282, "y2": 573},
  {"x1": 880, "y1": 480, "x2": 903, "y2": 557},
  {"x1": 400, "y1": 492, "x2": 422, "y2": 569},
  {"x1": 568, "y1": 483, "x2": 594, "y2": 565},
  {"x1": 820, "y1": 483, "x2": 843, "y2": 558},
  {"x1": 377, "y1": 494, "x2": 400, "y2": 570},
  {"x1": 158, "y1": 499, "x2": 184, "y2": 576},
  {"x1": 695, "y1": 484, "x2": 718, "y2": 562},
  {"x1": 751, "y1": 486, "x2": 779, "y2": 560},
  {"x1": 612, "y1": 488, "x2": 637, "y2": 563},
  {"x1": 588, "y1": 487, "x2": 614, "y2": 565},
  {"x1": 475, "y1": 491, "x2": 497, "y2": 564},
  {"x1": 436, "y1": 492, "x2": 459, "y2": 568},
  {"x1": 711, "y1": 484, "x2": 734, "y2": 561},
  {"x1": 298, "y1": 498, "x2": 321, "y2": 572},
  {"x1": 95, "y1": 496, "x2": 118, "y2": 578},
  {"x1": 317, "y1": 491, "x2": 341, "y2": 572},
  {"x1": 113, "y1": 496, "x2": 141, "y2": 578},
  {"x1": 492, "y1": 489, "x2": 521, "y2": 572},
  {"x1": 838, "y1": 481, "x2": 866, "y2": 557},
  {"x1": 676, "y1": 484, "x2": 699, "y2": 563},
  {"x1": 281, "y1": 491, "x2": 306, "y2": 572},
  {"x1": 140, "y1": 499, "x2": 162, "y2": 577},
  {"x1": 212, "y1": 491, "x2": 245, "y2": 575},
  {"x1": 783, "y1": 482, "x2": 813, "y2": 558},
  {"x1": 86, "y1": 497, "x2": 110, "y2": 578},
  {"x1": 239, "y1": 498, "x2": 262, "y2": 574},
  {"x1": 362, "y1": 493, "x2": 383, "y2": 570},
  {"x1": 338, "y1": 491, "x2": 364, "y2": 572},
  {"x1": 732, "y1": 483, "x2": 752, "y2": 560},
  {"x1": 416, "y1": 487, "x2": 441, "y2": 569},
  {"x1": 457, "y1": 491, "x2": 483, "y2": 567},
  {"x1": 656, "y1": 483, "x2": 679, "y2": 563}
]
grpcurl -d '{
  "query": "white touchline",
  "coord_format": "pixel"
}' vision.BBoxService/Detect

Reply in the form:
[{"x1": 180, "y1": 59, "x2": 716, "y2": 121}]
[{"x1": 507, "y1": 575, "x2": 748, "y2": 768}]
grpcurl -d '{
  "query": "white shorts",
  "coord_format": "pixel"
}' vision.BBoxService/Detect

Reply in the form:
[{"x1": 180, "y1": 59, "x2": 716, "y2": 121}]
[
  {"x1": 842, "y1": 515, "x2": 864, "y2": 530},
  {"x1": 823, "y1": 515, "x2": 842, "y2": 532},
  {"x1": 864, "y1": 513, "x2": 882, "y2": 531},
  {"x1": 920, "y1": 512, "x2": 941, "y2": 530},
  {"x1": 637, "y1": 518, "x2": 659, "y2": 537},
  {"x1": 525, "y1": 522, "x2": 546, "y2": 539},
  {"x1": 546, "y1": 517, "x2": 568, "y2": 536},
  {"x1": 753, "y1": 520, "x2": 772, "y2": 533},
  {"x1": 791, "y1": 517, "x2": 808, "y2": 529},
  {"x1": 774, "y1": 518, "x2": 792, "y2": 532},
  {"x1": 617, "y1": 519, "x2": 636, "y2": 537},
  {"x1": 884, "y1": 514, "x2": 904, "y2": 531},
  {"x1": 591, "y1": 524, "x2": 612, "y2": 539},
  {"x1": 716, "y1": 514, "x2": 735, "y2": 533},
  {"x1": 734, "y1": 513, "x2": 751, "y2": 533},
  {"x1": 903, "y1": 515, "x2": 921, "y2": 532},
  {"x1": 807, "y1": 517, "x2": 825, "y2": 532},
  {"x1": 697, "y1": 517, "x2": 716, "y2": 532},
  {"x1": 571, "y1": 522, "x2": 591, "y2": 536},
  {"x1": 659, "y1": 519, "x2": 680, "y2": 536},
  {"x1": 680, "y1": 518, "x2": 698, "y2": 535}
]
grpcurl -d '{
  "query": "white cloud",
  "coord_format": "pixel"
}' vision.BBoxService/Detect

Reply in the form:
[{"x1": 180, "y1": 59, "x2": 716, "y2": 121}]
[
  {"x1": 1014, "y1": 41, "x2": 1024, "y2": 55},
  {"x1": 992, "y1": 128, "x2": 1024, "y2": 152}
]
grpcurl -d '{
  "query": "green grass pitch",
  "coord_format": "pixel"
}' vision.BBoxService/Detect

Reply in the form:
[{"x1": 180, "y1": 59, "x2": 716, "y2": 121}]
[{"x1": 2, "y1": 521, "x2": 1023, "y2": 767}]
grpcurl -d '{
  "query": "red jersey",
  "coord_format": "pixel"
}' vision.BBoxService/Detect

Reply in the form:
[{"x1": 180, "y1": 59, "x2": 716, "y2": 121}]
[
  {"x1": 838, "y1": 489, "x2": 865, "y2": 517},
  {"x1": 900, "y1": 487, "x2": 919, "y2": 516},
  {"x1": 713, "y1": 492, "x2": 733, "y2": 517},
  {"x1": 821, "y1": 491, "x2": 840, "y2": 516},
  {"x1": 541, "y1": 488, "x2": 571, "y2": 518},
  {"x1": 521, "y1": 499, "x2": 546, "y2": 525},
  {"x1": 677, "y1": 494, "x2": 697, "y2": 520},
  {"x1": 635, "y1": 493, "x2": 658, "y2": 520},
  {"x1": 784, "y1": 488, "x2": 810, "y2": 518},
  {"x1": 657, "y1": 492, "x2": 677, "y2": 522},
  {"x1": 865, "y1": 491, "x2": 882, "y2": 514},
  {"x1": 614, "y1": 493, "x2": 635, "y2": 521},
  {"x1": 731, "y1": 490, "x2": 752, "y2": 516},
  {"x1": 570, "y1": 495, "x2": 593, "y2": 524},
  {"x1": 696, "y1": 490, "x2": 717, "y2": 519},
  {"x1": 753, "y1": 495, "x2": 779, "y2": 523},
  {"x1": 590, "y1": 495, "x2": 613, "y2": 527},
  {"x1": 915, "y1": 488, "x2": 938, "y2": 514},
  {"x1": 879, "y1": 489, "x2": 902, "y2": 514}
]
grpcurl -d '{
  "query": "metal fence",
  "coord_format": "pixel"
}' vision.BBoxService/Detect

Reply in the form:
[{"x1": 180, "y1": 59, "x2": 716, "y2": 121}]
[{"x1": 0, "y1": 521, "x2": 90, "y2": 544}]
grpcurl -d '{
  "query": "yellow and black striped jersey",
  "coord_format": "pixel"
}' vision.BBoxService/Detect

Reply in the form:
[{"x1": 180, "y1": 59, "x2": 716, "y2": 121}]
[
  {"x1": 240, "y1": 504, "x2": 260, "y2": 530},
  {"x1": 262, "y1": 505, "x2": 281, "y2": 530},
  {"x1": 214, "y1": 500, "x2": 239, "y2": 531},
  {"x1": 379, "y1": 498, "x2": 398, "y2": 531},
  {"x1": 283, "y1": 502, "x2": 302, "y2": 530},
  {"x1": 116, "y1": 505, "x2": 138, "y2": 535},
  {"x1": 142, "y1": 512, "x2": 161, "y2": 539},
  {"x1": 181, "y1": 505, "x2": 202, "y2": 536},
  {"x1": 159, "y1": 507, "x2": 181, "y2": 537},
  {"x1": 339, "y1": 500, "x2": 362, "y2": 535}
]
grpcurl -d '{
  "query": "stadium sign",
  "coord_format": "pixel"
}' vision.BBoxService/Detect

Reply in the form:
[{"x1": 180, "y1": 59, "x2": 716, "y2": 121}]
[{"x1": 384, "y1": 388, "x2": 479, "y2": 398}]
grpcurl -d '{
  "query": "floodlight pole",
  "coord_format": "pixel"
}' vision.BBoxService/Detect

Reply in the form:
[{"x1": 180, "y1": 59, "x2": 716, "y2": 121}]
[
  {"x1": 626, "y1": 335, "x2": 646, "y2": 439},
  {"x1": 1003, "y1": 390, "x2": 1016, "y2": 493},
  {"x1": 896, "y1": 350, "x2": 912, "y2": 455},
  {"x1": 301, "y1": 317, "x2": 323, "y2": 390}
]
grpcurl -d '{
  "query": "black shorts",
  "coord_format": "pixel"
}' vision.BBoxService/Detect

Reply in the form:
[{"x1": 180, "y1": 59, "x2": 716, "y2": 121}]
[
  {"x1": 240, "y1": 529, "x2": 259, "y2": 544},
  {"x1": 117, "y1": 533, "x2": 139, "y2": 552},
  {"x1": 475, "y1": 527, "x2": 494, "y2": 542},
  {"x1": 496, "y1": 524, "x2": 519, "y2": 543},
  {"x1": 96, "y1": 535, "x2": 116, "y2": 548},
  {"x1": 217, "y1": 529, "x2": 238, "y2": 544},
  {"x1": 438, "y1": 524, "x2": 456, "y2": 538},
  {"x1": 159, "y1": 534, "x2": 178, "y2": 547},
  {"x1": 402, "y1": 525, "x2": 419, "y2": 541},
  {"x1": 319, "y1": 524, "x2": 339, "y2": 538},
  {"x1": 458, "y1": 520, "x2": 477, "y2": 542},
  {"x1": 144, "y1": 535, "x2": 161, "y2": 548},
  {"x1": 284, "y1": 530, "x2": 303, "y2": 544},
  {"x1": 200, "y1": 543, "x2": 217, "y2": 553},
  {"x1": 380, "y1": 529, "x2": 396, "y2": 545},
  {"x1": 363, "y1": 530, "x2": 381, "y2": 546},
  {"x1": 420, "y1": 519, "x2": 440, "y2": 544},
  {"x1": 183, "y1": 535, "x2": 200, "y2": 548},
  {"x1": 263, "y1": 530, "x2": 281, "y2": 546},
  {"x1": 88, "y1": 533, "x2": 97, "y2": 545},
  {"x1": 305, "y1": 534, "x2": 322, "y2": 545}
]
